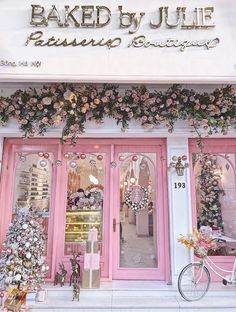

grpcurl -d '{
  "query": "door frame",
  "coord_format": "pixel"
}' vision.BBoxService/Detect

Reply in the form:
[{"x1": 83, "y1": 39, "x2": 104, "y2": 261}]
[
  {"x1": 0, "y1": 138, "x2": 170, "y2": 282},
  {"x1": 189, "y1": 138, "x2": 236, "y2": 280},
  {"x1": 111, "y1": 139, "x2": 169, "y2": 281}
]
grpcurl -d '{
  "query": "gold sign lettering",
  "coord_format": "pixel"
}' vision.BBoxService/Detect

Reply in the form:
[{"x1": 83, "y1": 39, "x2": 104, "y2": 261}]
[
  {"x1": 27, "y1": 5, "x2": 219, "y2": 52},
  {"x1": 64, "y1": 6, "x2": 80, "y2": 27},
  {"x1": 30, "y1": 5, "x2": 216, "y2": 30}
]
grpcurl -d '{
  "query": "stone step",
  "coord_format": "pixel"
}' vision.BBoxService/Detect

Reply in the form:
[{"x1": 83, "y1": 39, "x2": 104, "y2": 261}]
[{"x1": 25, "y1": 282, "x2": 236, "y2": 311}]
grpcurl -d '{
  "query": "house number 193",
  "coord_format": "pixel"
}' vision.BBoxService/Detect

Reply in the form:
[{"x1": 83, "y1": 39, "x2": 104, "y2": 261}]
[{"x1": 174, "y1": 182, "x2": 186, "y2": 189}]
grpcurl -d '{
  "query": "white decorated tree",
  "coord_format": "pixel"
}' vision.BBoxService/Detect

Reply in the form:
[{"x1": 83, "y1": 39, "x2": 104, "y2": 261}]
[
  {"x1": 198, "y1": 154, "x2": 225, "y2": 231},
  {"x1": 0, "y1": 207, "x2": 49, "y2": 291}
]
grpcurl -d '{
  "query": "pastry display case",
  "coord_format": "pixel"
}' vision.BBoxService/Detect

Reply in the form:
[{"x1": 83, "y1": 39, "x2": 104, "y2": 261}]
[{"x1": 65, "y1": 210, "x2": 102, "y2": 242}]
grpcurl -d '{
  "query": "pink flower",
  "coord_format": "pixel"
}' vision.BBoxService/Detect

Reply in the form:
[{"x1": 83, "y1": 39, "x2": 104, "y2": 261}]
[
  {"x1": 81, "y1": 107, "x2": 87, "y2": 114},
  {"x1": 105, "y1": 90, "x2": 112, "y2": 97},
  {"x1": 54, "y1": 102, "x2": 61, "y2": 109},
  {"x1": 8, "y1": 105, "x2": 14, "y2": 112},
  {"x1": 82, "y1": 96, "x2": 88, "y2": 103},
  {"x1": 94, "y1": 98, "x2": 100, "y2": 105},
  {"x1": 142, "y1": 116, "x2": 148, "y2": 121},
  {"x1": 101, "y1": 97, "x2": 109, "y2": 103},
  {"x1": 29, "y1": 98, "x2": 37, "y2": 104},
  {"x1": 166, "y1": 98, "x2": 173, "y2": 106},
  {"x1": 190, "y1": 96, "x2": 195, "y2": 102},
  {"x1": 37, "y1": 104, "x2": 44, "y2": 110},
  {"x1": 209, "y1": 95, "x2": 215, "y2": 102},
  {"x1": 41, "y1": 117, "x2": 48, "y2": 124}
]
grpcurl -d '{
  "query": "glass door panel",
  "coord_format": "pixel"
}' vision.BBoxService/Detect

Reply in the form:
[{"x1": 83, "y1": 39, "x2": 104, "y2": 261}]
[
  {"x1": 64, "y1": 152, "x2": 105, "y2": 256},
  {"x1": 119, "y1": 153, "x2": 157, "y2": 268},
  {"x1": 13, "y1": 152, "x2": 53, "y2": 256}
]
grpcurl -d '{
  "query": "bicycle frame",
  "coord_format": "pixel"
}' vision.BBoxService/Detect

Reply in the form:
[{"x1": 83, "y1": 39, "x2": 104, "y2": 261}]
[{"x1": 198, "y1": 256, "x2": 236, "y2": 283}]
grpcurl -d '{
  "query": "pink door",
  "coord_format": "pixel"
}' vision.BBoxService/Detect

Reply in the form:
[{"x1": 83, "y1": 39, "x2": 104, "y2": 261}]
[{"x1": 112, "y1": 140, "x2": 169, "y2": 280}]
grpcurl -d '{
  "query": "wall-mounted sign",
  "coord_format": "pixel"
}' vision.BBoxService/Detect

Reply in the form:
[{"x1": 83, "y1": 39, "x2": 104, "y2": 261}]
[
  {"x1": 26, "y1": 5, "x2": 219, "y2": 51},
  {"x1": 0, "y1": 0, "x2": 235, "y2": 82}
]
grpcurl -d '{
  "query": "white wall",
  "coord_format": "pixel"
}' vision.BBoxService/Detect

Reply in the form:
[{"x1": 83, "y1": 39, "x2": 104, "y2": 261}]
[{"x1": 0, "y1": 0, "x2": 235, "y2": 83}]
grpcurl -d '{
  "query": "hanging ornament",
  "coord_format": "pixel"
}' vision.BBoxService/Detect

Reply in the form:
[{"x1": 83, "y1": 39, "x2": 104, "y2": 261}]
[
  {"x1": 38, "y1": 152, "x2": 44, "y2": 157},
  {"x1": 39, "y1": 159, "x2": 47, "y2": 168},
  {"x1": 89, "y1": 159, "x2": 96, "y2": 166},
  {"x1": 55, "y1": 160, "x2": 62, "y2": 166},
  {"x1": 172, "y1": 156, "x2": 178, "y2": 162},
  {"x1": 97, "y1": 155, "x2": 103, "y2": 161},
  {"x1": 110, "y1": 161, "x2": 117, "y2": 168},
  {"x1": 69, "y1": 160, "x2": 77, "y2": 169},
  {"x1": 64, "y1": 153, "x2": 70, "y2": 159},
  {"x1": 80, "y1": 153, "x2": 86, "y2": 159},
  {"x1": 132, "y1": 155, "x2": 138, "y2": 161},
  {"x1": 43, "y1": 153, "x2": 49, "y2": 159},
  {"x1": 182, "y1": 155, "x2": 187, "y2": 161},
  {"x1": 19, "y1": 155, "x2": 26, "y2": 162},
  {"x1": 124, "y1": 185, "x2": 149, "y2": 212}
]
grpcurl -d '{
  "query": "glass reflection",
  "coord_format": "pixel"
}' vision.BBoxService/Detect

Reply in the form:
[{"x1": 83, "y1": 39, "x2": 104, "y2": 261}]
[
  {"x1": 13, "y1": 152, "x2": 53, "y2": 254},
  {"x1": 119, "y1": 153, "x2": 157, "y2": 268},
  {"x1": 194, "y1": 153, "x2": 236, "y2": 256},
  {"x1": 64, "y1": 153, "x2": 105, "y2": 255}
]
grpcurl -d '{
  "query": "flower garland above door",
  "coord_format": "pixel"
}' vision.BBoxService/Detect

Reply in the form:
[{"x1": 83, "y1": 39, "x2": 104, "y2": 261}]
[{"x1": 0, "y1": 84, "x2": 235, "y2": 144}]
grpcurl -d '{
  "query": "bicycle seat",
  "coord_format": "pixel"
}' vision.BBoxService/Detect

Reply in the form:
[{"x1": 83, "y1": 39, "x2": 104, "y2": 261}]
[{"x1": 227, "y1": 249, "x2": 236, "y2": 256}]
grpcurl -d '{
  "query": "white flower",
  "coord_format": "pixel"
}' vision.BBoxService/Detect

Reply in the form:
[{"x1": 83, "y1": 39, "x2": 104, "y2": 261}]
[
  {"x1": 42, "y1": 97, "x2": 52, "y2": 105},
  {"x1": 26, "y1": 252, "x2": 32, "y2": 259},
  {"x1": 25, "y1": 242, "x2": 30, "y2": 248},
  {"x1": 22, "y1": 224, "x2": 28, "y2": 230}
]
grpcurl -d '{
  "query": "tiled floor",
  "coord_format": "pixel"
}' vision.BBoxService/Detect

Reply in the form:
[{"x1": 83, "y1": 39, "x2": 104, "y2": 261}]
[{"x1": 120, "y1": 217, "x2": 156, "y2": 268}]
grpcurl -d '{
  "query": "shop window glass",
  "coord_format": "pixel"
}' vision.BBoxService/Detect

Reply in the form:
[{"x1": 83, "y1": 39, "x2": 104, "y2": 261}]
[
  {"x1": 64, "y1": 153, "x2": 105, "y2": 255},
  {"x1": 119, "y1": 153, "x2": 157, "y2": 268},
  {"x1": 193, "y1": 153, "x2": 236, "y2": 256},
  {"x1": 13, "y1": 152, "x2": 53, "y2": 254}
]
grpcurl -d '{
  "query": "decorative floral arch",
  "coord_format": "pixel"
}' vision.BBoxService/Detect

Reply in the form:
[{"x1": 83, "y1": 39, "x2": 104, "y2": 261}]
[{"x1": 0, "y1": 84, "x2": 235, "y2": 145}]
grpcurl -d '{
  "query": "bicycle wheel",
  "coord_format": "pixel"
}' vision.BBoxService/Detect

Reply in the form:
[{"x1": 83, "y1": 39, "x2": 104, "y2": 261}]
[{"x1": 178, "y1": 262, "x2": 211, "y2": 301}]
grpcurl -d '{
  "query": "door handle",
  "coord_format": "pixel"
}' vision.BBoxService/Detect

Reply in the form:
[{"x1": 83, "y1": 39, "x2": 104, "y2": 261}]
[{"x1": 113, "y1": 218, "x2": 116, "y2": 232}]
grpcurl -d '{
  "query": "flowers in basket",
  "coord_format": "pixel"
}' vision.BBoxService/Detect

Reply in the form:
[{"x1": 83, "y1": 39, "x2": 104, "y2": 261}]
[{"x1": 178, "y1": 228, "x2": 218, "y2": 258}]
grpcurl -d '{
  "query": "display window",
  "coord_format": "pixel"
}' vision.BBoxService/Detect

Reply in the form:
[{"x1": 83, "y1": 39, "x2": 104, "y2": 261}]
[{"x1": 190, "y1": 139, "x2": 236, "y2": 258}]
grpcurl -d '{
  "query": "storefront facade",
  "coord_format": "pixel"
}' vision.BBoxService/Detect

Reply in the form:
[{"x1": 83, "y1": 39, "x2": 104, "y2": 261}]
[{"x1": 0, "y1": 0, "x2": 235, "y2": 285}]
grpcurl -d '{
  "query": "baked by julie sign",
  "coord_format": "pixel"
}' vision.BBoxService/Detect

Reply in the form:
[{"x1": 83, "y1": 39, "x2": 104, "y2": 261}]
[{"x1": 25, "y1": 4, "x2": 220, "y2": 51}]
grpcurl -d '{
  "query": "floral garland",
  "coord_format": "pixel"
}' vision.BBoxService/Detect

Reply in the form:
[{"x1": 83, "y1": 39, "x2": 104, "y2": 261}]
[
  {"x1": 0, "y1": 84, "x2": 235, "y2": 144},
  {"x1": 124, "y1": 185, "x2": 149, "y2": 212}
]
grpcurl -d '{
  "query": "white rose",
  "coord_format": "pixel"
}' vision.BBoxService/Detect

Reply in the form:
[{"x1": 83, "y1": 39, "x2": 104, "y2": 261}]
[
  {"x1": 26, "y1": 252, "x2": 31, "y2": 259},
  {"x1": 22, "y1": 224, "x2": 28, "y2": 230}
]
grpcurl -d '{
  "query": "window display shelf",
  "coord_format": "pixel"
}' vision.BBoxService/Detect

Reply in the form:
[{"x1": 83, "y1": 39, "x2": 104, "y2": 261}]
[
  {"x1": 65, "y1": 209, "x2": 102, "y2": 243},
  {"x1": 66, "y1": 222, "x2": 100, "y2": 225},
  {"x1": 66, "y1": 210, "x2": 101, "y2": 214}
]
